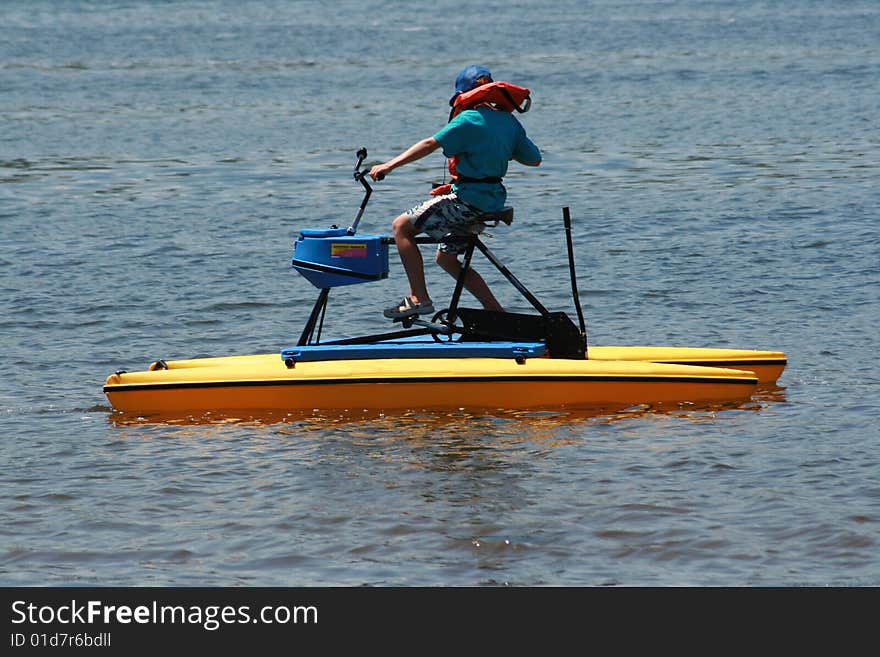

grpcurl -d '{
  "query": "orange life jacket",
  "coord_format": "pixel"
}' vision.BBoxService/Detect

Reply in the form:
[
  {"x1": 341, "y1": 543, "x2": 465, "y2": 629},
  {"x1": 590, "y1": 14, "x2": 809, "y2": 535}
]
[{"x1": 431, "y1": 81, "x2": 532, "y2": 196}]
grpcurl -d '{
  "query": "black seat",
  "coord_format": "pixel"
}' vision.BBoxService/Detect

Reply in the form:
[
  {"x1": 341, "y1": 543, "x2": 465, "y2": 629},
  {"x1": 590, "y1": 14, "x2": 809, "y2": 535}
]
[
  {"x1": 416, "y1": 206, "x2": 515, "y2": 247},
  {"x1": 478, "y1": 206, "x2": 513, "y2": 226}
]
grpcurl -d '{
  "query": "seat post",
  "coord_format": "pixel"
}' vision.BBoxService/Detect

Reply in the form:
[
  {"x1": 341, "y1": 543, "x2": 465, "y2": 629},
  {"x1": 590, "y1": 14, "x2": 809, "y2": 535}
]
[{"x1": 445, "y1": 234, "x2": 479, "y2": 324}]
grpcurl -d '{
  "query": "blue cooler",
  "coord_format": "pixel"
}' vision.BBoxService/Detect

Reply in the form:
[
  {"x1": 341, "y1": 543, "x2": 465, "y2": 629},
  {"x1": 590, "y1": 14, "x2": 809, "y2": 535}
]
[{"x1": 292, "y1": 228, "x2": 389, "y2": 288}]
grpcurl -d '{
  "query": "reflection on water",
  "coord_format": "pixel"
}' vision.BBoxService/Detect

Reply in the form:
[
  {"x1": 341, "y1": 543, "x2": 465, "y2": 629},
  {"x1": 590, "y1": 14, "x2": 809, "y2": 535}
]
[
  {"x1": 106, "y1": 387, "x2": 786, "y2": 432},
  {"x1": 751, "y1": 384, "x2": 787, "y2": 406}
]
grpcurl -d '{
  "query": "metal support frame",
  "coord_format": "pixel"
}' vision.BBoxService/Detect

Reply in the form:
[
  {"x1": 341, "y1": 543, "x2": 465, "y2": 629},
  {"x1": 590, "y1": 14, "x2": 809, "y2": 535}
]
[
  {"x1": 293, "y1": 150, "x2": 588, "y2": 357},
  {"x1": 299, "y1": 231, "x2": 560, "y2": 347}
]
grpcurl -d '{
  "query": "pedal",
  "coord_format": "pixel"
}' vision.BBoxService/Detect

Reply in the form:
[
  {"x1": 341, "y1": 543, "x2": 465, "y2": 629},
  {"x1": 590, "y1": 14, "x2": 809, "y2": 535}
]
[
  {"x1": 391, "y1": 316, "x2": 452, "y2": 334},
  {"x1": 411, "y1": 319, "x2": 452, "y2": 334}
]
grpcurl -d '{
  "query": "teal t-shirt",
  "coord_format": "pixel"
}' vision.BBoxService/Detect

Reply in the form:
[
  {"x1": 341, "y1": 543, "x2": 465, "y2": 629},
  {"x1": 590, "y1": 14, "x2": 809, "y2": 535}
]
[{"x1": 433, "y1": 106, "x2": 541, "y2": 212}]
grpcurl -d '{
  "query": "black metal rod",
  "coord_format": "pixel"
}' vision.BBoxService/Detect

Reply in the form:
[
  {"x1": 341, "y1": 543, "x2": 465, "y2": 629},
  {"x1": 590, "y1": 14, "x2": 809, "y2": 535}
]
[
  {"x1": 324, "y1": 327, "x2": 435, "y2": 345},
  {"x1": 474, "y1": 239, "x2": 550, "y2": 316},
  {"x1": 347, "y1": 176, "x2": 372, "y2": 235},
  {"x1": 445, "y1": 235, "x2": 478, "y2": 324},
  {"x1": 562, "y1": 206, "x2": 588, "y2": 350},
  {"x1": 348, "y1": 148, "x2": 373, "y2": 235},
  {"x1": 315, "y1": 290, "x2": 328, "y2": 343},
  {"x1": 297, "y1": 288, "x2": 331, "y2": 346}
]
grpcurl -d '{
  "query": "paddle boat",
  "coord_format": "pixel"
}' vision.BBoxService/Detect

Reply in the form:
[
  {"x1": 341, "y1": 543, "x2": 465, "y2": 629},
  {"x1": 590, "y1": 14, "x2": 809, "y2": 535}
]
[{"x1": 103, "y1": 149, "x2": 785, "y2": 416}]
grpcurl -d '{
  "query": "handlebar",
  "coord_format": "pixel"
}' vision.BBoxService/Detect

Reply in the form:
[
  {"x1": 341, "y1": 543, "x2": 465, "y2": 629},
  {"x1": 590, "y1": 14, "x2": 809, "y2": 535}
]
[
  {"x1": 355, "y1": 147, "x2": 368, "y2": 173},
  {"x1": 348, "y1": 147, "x2": 373, "y2": 235},
  {"x1": 354, "y1": 147, "x2": 384, "y2": 181}
]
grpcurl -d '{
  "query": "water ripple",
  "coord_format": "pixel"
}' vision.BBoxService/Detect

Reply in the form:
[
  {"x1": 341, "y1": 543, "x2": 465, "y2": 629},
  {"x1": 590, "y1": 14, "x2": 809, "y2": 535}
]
[{"x1": 1, "y1": 0, "x2": 877, "y2": 587}]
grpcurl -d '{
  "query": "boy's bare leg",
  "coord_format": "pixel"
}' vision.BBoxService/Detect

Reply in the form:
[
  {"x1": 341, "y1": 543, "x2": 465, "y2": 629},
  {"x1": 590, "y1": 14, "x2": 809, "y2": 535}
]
[{"x1": 391, "y1": 213, "x2": 431, "y2": 303}]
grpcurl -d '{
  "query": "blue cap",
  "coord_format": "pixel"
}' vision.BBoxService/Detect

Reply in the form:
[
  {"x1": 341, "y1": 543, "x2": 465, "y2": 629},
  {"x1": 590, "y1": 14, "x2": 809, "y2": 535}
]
[{"x1": 450, "y1": 65, "x2": 492, "y2": 104}]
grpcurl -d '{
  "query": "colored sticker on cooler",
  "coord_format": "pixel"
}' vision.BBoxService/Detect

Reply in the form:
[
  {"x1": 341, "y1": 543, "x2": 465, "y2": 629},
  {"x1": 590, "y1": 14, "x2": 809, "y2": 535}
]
[{"x1": 330, "y1": 243, "x2": 367, "y2": 258}]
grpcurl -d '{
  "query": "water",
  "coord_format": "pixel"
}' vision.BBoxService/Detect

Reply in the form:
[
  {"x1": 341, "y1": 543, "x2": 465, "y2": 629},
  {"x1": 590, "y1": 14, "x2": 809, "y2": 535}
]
[{"x1": 1, "y1": 0, "x2": 878, "y2": 586}]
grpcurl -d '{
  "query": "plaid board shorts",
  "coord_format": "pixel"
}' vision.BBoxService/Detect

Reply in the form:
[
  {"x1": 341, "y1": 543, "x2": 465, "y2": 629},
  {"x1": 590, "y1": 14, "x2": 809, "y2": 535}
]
[{"x1": 406, "y1": 193, "x2": 486, "y2": 255}]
